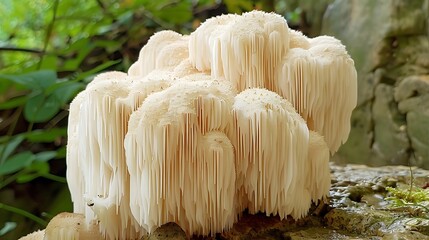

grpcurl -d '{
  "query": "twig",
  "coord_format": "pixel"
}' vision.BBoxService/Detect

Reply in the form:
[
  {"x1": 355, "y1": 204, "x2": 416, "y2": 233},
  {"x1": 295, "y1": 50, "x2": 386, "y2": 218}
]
[
  {"x1": 0, "y1": 46, "x2": 66, "y2": 59},
  {"x1": 0, "y1": 47, "x2": 44, "y2": 55},
  {"x1": 0, "y1": 171, "x2": 23, "y2": 190},
  {"x1": 44, "y1": 109, "x2": 69, "y2": 129},
  {"x1": 0, "y1": 202, "x2": 48, "y2": 226},
  {"x1": 41, "y1": 173, "x2": 67, "y2": 183},
  {"x1": 407, "y1": 152, "x2": 416, "y2": 200},
  {"x1": 37, "y1": 0, "x2": 60, "y2": 69},
  {"x1": 139, "y1": 8, "x2": 174, "y2": 30}
]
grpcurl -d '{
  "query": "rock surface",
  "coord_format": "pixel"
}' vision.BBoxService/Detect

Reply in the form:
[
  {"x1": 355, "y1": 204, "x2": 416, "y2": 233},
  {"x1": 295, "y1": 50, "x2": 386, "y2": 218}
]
[
  {"x1": 143, "y1": 164, "x2": 429, "y2": 240},
  {"x1": 395, "y1": 75, "x2": 429, "y2": 168},
  {"x1": 321, "y1": 0, "x2": 429, "y2": 168}
]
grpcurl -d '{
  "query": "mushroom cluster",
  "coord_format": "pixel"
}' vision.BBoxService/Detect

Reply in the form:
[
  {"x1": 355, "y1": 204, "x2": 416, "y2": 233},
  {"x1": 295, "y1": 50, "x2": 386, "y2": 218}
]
[{"x1": 20, "y1": 10, "x2": 357, "y2": 239}]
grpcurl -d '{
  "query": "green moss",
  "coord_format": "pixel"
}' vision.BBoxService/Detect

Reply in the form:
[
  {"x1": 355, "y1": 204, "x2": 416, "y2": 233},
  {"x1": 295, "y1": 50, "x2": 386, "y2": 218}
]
[{"x1": 386, "y1": 186, "x2": 429, "y2": 204}]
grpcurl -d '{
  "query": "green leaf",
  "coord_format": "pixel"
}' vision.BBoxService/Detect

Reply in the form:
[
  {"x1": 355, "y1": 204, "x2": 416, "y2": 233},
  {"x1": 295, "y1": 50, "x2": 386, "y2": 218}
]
[
  {"x1": 195, "y1": 0, "x2": 216, "y2": 6},
  {"x1": 74, "y1": 60, "x2": 121, "y2": 82},
  {"x1": 0, "y1": 135, "x2": 25, "y2": 165},
  {"x1": 0, "y1": 151, "x2": 35, "y2": 176},
  {"x1": 224, "y1": 0, "x2": 253, "y2": 13},
  {"x1": 49, "y1": 81, "x2": 84, "y2": 105},
  {"x1": 0, "y1": 70, "x2": 57, "y2": 91},
  {"x1": 31, "y1": 161, "x2": 49, "y2": 173},
  {"x1": 39, "y1": 55, "x2": 58, "y2": 70},
  {"x1": 0, "y1": 81, "x2": 12, "y2": 93},
  {"x1": 23, "y1": 93, "x2": 61, "y2": 123},
  {"x1": 94, "y1": 40, "x2": 123, "y2": 53},
  {"x1": 55, "y1": 146, "x2": 66, "y2": 159},
  {"x1": 17, "y1": 161, "x2": 50, "y2": 183},
  {"x1": 61, "y1": 39, "x2": 95, "y2": 71},
  {"x1": 154, "y1": 1, "x2": 192, "y2": 25},
  {"x1": 137, "y1": 0, "x2": 192, "y2": 26},
  {"x1": 0, "y1": 95, "x2": 28, "y2": 110},
  {"x1": 34, "y1": 151, "x2": 57, "y2": 162},
  {"x1": 25, "y1": 128, "x2": 67, "y2": 143},
  {"x1": 0, "y1": 222, "x2": 17, "y2": 236},
  {"x1": 16, "y1": 173, "x2": 41, "y2": 183}
]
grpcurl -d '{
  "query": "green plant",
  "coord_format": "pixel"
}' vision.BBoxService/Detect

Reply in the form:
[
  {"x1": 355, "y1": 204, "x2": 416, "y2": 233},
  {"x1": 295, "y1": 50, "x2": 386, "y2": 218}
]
[
  {"x1": 0, "y1": 1, "x2": 128, "y2": 237},
  {"x1": 0, "y1": 69, "x2": 119, "y2": 237},
  {"x1": 385, "y1": 161, "x2": 429, "y2": 219},
  {"x1": 386, "y1": 186, "x2": 429, "y2": 205}
]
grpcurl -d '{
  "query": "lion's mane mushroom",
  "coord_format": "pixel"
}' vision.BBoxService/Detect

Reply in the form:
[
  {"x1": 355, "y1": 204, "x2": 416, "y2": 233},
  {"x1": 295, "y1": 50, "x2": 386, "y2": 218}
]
[
  {"x1": 232, "y1": 88, "x2": 311, "y2": 219},
  {"x1": 306, "y1": 131, "x2": 330, "y2": 202},
  {"x1": 189, "y1": 11, "x2": 289, "y2": 92},
  {"x1": 21, "y1": 10, "x2": 357, "y2": 240},
  {"x1": 128, "y1": 30, "x2": 189, "y2": 77},
  {"x1": 124, "y1": 80, "x2": 237, "y2": 236},
  {"x1": 231, "y1": 89, "x2": 330, "y2": 219},
  {"x1": 275, "y1": 33, "x2": 357, "y2": 153},
  {"x1": 67, "y1": 73, "x2": 145, "y2": 239}
]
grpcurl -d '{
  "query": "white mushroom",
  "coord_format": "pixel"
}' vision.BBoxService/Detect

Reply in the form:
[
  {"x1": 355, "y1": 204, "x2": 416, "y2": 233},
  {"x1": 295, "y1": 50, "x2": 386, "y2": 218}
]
[
  {"x1": 289, "y1": 29, "x2": 310, "y2": 49},
  {"x1": 306, "y1": 131, "x2": 331, "y2": 202},
  {"x1": 18, "y1": 230, "x2": 45, "y2": 240},
  {"x1": 190, "y1": 11, "x2": 290, "y2": 92},
  {"x1": 188, "y1": 14, "x2": 238, "y2": 72},
  {"x1": 232, "y1": 88, "x2": 311, "y2": 219},
  {"x1": 49, "y1": 9, "x2": 357, "y2": 239},
  {"x1": 43, "y1": 213, "x2": 102, "y2": 240},
  {"x1": 67, "y1": 74, "x2": 144, "y2": 239},
  {"x1": 128, "y1": 31, "x2": 188, "y2": 77},
  {"x1": 18, "y1": 213, "x2": 102, "y2": 240},
  {"x1": 124, "y1": 80, "x2": 237, "y2": 236},
  {"x1": 123, "y1": 70, "x2": 174, "y2": 111},
  {"x1": 67, "y1": 71, "x2": 129, "y2": 213},
  {"x1": 276, "y1": 35, "x2": 357, "y2": 153},
  {"x1": 172, "y1": 59, "x2": 206, "y2": 78}
]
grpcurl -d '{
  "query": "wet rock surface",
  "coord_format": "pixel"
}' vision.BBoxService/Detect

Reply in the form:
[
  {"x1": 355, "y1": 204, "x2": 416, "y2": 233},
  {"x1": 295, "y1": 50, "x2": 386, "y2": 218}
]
[
  {"x1": 144, "y1": 164, "x2": 429, "y2": 239},
  {"x1": 328, "y1": 164, "x2": 429, "y2": 239}
]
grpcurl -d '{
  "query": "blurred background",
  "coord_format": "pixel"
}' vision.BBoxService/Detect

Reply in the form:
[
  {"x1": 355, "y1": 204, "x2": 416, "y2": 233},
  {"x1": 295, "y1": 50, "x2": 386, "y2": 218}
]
[{"x1": 0, "y1": 0, "x2": 428, "y2": 239}]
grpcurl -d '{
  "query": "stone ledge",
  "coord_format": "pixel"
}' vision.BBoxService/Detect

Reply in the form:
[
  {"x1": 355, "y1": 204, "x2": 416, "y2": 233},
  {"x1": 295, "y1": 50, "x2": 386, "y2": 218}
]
[{"x1": 145, "y1": 164, "x2": 429, "y2": 240}]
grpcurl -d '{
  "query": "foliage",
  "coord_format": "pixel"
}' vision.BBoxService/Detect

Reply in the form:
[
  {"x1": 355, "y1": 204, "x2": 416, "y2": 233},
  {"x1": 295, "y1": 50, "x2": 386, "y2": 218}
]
[
  {"x1": 385, "y1": 186, "x2": 429, "y2": 224},
  {"x1": 382, "y1": 159, "x2": 429, "y2": 231},
  {"x1": 386, "y1": 186, "x2": 429, "y2": 204},
  {"x1": 385, "y1": 164, "x2": 429, "y2": 220},
  {"x1": 0, "y1": 0, "x2": 299, "y2": 238}
]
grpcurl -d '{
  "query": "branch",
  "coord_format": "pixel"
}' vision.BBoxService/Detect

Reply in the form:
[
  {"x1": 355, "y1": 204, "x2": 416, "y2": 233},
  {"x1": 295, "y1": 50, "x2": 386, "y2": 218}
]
[
  {"x1": 38, "y1": 0, "x2": 60, "y2": 69},
  {"x1": 0, "y1": 202, "x2": 48, "y2": 226},
  {"x1": 0, "y1": 47, "x2": 44, "y2": 54},
  {"x1": 0, "y1": 46, "x2": 66, "y2": 59}
]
